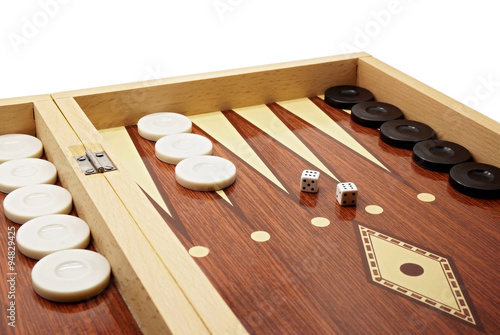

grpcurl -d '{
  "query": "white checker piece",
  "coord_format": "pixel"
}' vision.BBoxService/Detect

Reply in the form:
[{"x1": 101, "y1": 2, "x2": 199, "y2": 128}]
[
  {"x1": 156, "y1": 133, "x2": 213, "y2": 165},
  {"x1": 0, "y1": 158, "x2": 57, "y2": 193},
  {"x1": 175, "y1": 156, "x2": 236, "y2": 191},
  {"x1": 31, "y1": 249, "x2": 110, "y2": 302},
  {"x1": 17, "y1": 214, "x2": 90, "y2": 260},
  {"x1": 0, "y1": 134, "x2": 43, "y2": 163},
  {"x1": 138, "y1": 112, "x2": 192, "y2": 141},
  {"x1": 3, "y1": 184, "x2": 73, "y2": 224}
]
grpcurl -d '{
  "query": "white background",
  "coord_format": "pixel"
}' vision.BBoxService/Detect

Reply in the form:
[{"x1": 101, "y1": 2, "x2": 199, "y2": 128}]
[{"x1": 1, "y1": 0, "x2": 499, "y2": 122}]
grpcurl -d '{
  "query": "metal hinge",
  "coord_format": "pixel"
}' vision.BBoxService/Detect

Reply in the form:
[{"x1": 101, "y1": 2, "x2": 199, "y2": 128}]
[{"x1": 75, "y1": 150, "x2": 117, "y2": 175}]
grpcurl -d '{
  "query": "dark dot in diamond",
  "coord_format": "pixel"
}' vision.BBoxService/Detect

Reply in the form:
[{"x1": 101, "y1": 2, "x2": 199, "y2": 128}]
[{"x1": 400, "y1": 263, "x2": 424, "y2": 277}]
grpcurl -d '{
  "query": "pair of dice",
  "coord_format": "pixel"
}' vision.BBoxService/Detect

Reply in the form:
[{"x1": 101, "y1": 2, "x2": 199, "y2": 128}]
[{"x1": 300, "y1": 170, "x2": 358, "y2": 206}]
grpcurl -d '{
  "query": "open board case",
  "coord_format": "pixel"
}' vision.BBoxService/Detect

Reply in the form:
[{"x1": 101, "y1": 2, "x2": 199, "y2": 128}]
[{"x1": 1, "y1": 53, "x2": 499, "y2": 334}]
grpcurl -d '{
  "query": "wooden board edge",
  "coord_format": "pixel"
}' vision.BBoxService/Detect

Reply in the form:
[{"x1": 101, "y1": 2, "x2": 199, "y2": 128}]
[
  {"x1": 0, "y1": 95, "x2": 52, "y2": 136},
  {"x1": 51, "y1": 53, "x2": 370, "y2": 99},
  {"x1": 50, "y1": 54, "x2": 365, "y2": 130},
  {"x1": 35, "y1": 98, "x2": 211, "y2": 335},
  {"x1": 0, "y1": 103, "x2": 36, "y2": 136},
  {"x1": 52, "y1": 97, "x2": 105, "y2": 152},
  {"x1": 0, "y1": 94, "x2": 52, "y2": 107},
  {"x1": 357, "y1": 56, "x2": 500, "y2": 166}
]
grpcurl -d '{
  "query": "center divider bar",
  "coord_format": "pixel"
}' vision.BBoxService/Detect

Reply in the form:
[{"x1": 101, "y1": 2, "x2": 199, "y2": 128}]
[{"x1": 37, "y1": 97, "x2": 215, "y2": 334}]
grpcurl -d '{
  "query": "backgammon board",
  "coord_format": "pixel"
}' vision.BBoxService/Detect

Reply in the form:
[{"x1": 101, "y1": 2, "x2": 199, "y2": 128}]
[{"x1": 1, "y1": 53, "x2": 499, "y2": 334}]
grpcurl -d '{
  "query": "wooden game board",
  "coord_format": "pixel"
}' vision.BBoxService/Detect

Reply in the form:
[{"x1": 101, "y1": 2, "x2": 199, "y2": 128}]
[{"x1": 1, "y1": 53, "x2": 499, "y2": 334}]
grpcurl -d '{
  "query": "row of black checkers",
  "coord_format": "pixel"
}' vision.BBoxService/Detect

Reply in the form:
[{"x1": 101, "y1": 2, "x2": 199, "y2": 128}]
[{"x1": 324, "y1": 85, "x2": 500, "y2": 199}]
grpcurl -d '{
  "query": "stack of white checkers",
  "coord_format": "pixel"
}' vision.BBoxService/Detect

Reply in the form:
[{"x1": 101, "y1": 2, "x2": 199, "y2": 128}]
[
  {"x1": 0, "y1": 134, "x2": 111, "y2": 303},
  {"x1": 138, "y1": 112, "x2": 237, "y2": 191}
]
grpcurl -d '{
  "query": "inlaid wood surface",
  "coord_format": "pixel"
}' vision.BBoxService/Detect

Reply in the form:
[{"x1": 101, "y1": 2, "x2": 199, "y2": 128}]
[
  {"x1": 0, "y1": 179, "x2": 141, "y2": 334},
  {"x1": 106, "y1": 96, "x2": 500, "y2": 334}
]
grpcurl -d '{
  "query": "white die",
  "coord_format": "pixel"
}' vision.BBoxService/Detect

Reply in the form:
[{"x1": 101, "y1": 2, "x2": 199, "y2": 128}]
[
  {"x1": 336, "y1": 182, "x2": 358, "y2": 206},
  {"x1": 300, "y1": 170, "x2": 320, "y2": 193}
]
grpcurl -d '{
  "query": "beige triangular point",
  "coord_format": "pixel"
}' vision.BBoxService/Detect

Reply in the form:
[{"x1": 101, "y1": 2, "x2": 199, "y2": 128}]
[
  {"x1": 234, "y1": 105, "x2": 338, "y2": 181},
  {"x1": 99, "y1": 127, "x2": 172, "y2": 217},
  {"x1": 189, "y1": 112, "x2": 288, "y2": 193},
  {"x1": 278, "y1": 98, "x2": 388, "y2": 171},
  {"x1": 216, "y1": 190, "x2": 233, "y2": 205}
]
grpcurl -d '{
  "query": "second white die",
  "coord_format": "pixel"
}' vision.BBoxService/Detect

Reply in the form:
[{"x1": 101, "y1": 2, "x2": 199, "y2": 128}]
[
  {"x1": 336, "y1": 182, "x2": 358, "y2": 206},
  {"x1": 301, "y1": 170, "x2": 320, "y2": 193}
]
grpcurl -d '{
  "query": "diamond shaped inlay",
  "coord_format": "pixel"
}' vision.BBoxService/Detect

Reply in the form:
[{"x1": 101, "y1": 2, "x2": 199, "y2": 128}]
[{"x1": 358, "y1": 225, "x2": 477, "y2": 326}]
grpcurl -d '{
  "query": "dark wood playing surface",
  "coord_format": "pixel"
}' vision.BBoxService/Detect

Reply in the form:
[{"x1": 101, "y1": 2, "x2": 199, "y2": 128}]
[
  {"x1": 0, "y1": 179, "x2": 141, "y2": 334},
  {"x1": 124, "y1": 97, "x2": 500, "y2": 334}
]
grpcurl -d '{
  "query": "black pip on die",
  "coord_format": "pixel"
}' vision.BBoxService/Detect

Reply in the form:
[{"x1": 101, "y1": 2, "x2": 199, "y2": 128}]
[
  {"x1": 336, "y1": 182, "x2": 358, "y2": 206},
  {"x1": 301, "y1": 170, "x2": 320, "y2": 193}
]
